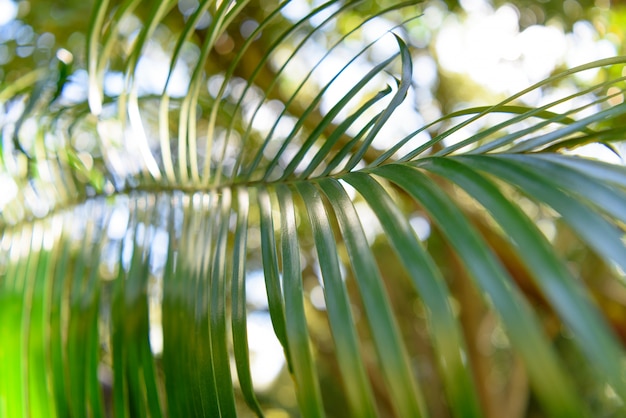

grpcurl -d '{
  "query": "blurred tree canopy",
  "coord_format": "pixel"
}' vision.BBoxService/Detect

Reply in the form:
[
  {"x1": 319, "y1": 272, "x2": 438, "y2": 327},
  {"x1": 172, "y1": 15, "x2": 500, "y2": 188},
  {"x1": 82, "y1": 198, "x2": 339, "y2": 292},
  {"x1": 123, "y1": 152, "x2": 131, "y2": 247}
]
[{"x1": 1, "y1": 0, "x2": 624, "y2": 115}]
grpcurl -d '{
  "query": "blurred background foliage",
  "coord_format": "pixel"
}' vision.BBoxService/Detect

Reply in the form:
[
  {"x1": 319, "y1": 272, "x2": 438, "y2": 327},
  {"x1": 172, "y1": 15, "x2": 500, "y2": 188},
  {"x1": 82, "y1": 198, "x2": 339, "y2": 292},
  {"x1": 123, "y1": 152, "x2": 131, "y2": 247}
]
[{"x1": 2, "y1": 0, "x2": 626, "y2": 417}]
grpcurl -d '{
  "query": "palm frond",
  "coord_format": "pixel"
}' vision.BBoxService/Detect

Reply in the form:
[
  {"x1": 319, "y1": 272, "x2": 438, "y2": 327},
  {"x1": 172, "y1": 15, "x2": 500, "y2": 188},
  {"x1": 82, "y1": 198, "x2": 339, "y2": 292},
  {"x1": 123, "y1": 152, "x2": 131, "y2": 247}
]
[{"x1": 2, "y1": 1, "x2": 626, "y2": 417}]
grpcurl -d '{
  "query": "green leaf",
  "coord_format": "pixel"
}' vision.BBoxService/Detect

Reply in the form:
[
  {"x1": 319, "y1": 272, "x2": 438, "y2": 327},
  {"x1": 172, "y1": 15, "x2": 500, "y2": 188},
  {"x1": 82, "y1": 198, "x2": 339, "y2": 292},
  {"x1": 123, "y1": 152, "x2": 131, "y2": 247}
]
[
  {"x1": 317, "y1": 178, "x2": 426, "y2": 418},
  {"x1": 230, "y1": 190, "x2": 265, "y2": 417},
  {"x1": 235, "y1": 0, "x2": 361, "y2": 180},
  {"x1": 455, "y1": 154, "x2": 626, "y2": 280},
  {"x1": 343, "y1": 172, "x2": 483, "y2": 418},
  {"x1": 276, "y1": 185, "x2": 324, "y2": 417},
  {"x1": 257, "y1": 187, "x2": 291, "y2": 363},
  {"x1": 298, "y1": 87, "x2": 391, "y2": 179},
  {"x1": 210, "y1": 189, "x2": 238, "y2": 417},
  {"x1": 372, "y1": 163, "x2": 586, "y2": 418},
  {"x1": 275, "y1": 54, "x2": 398, "y2": 181},
  {"x1": 295, "y1": 182, "x2": 377, "y2": 418},
  {"x1": 419, "y1": 156, "x2": 626, "y2": 401},
  {"x1": 344, "y1": 35, "x2": 413, "y2": 172},
  {"x1": 506, "y1": 103, "x2": 626, "y2": 153},
  {"x1": 532, "y1": 153, "x2": 626, "y2": 188}
]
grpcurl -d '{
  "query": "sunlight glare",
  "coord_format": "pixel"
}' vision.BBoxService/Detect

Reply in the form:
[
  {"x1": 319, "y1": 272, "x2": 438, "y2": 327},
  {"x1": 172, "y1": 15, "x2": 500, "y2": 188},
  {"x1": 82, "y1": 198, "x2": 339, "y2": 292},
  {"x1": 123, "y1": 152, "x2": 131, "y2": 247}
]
[
  {"x1": 310, "y1": 285, "x2": 326, "y2": 310},
  {"x1": 0, "y1": 0, "x2": 17, "y2": 26},
  {"x1": 107, "y1": 205, "x2": 130, "y2": 240},
  {"x1": 409, "y1": 214, "x2": 431, "y2": 241},
  {"x1": 149, "y1": 324, "x2": 164, "y2": 356},
  {"x1": 354, "y1": 201, "x2": 382, "y2": 245},
  {"x1": 565, "y1": 21, "x2": 616, "y2": 82},
  {"x1": 135, "y1": 43, "x2": 190, "y2": 97},
  {"x1": 246, "y1": 269, "x2": 270, "y2": 309},
  {"x1": 0, "y1": 174, "x2": 18, "y2": 210},
  {"x1": 566, "y1": 143, "x2": 624, "y2": 164},
  {"x1": 281, "y1": 0, "x2": 310, "y2": 22},
  {"x1": 607, "y1": 87, "x2": 624, "y2": 106},
  {"x1": 247, "y1": 312, "x2": 286, "y2": 391}
]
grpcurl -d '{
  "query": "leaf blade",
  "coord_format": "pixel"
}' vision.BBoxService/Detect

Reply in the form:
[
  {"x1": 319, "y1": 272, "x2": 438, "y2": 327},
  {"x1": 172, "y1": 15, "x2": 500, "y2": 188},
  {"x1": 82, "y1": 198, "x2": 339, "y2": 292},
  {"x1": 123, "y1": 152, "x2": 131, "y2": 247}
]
[
  {"x1": 295, "y1": 181, "x2": 378, "y2": 418},
  {"x1": 276, "y1": 185, "x2": 325, "y2": 418},
  {"x1": 419, "y1": 156, "x2": 626, "y2": 403},
  {"x1": 317, "y1": 178, "x2": 426, "y2": 418},
  {"x1": 372, "y1": 163, "x2": 585, "y2": 418},
  {"x1": 343, "y1": 172, "x2": 483, "y2": 418}
]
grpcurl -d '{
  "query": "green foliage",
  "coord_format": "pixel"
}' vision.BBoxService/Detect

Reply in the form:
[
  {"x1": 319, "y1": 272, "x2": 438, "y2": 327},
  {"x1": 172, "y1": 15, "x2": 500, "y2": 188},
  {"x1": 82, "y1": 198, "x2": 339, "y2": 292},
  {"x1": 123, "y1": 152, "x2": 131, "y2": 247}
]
[{"x1": 2, "y1": 1, "x2": 626, "y2": 417}]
